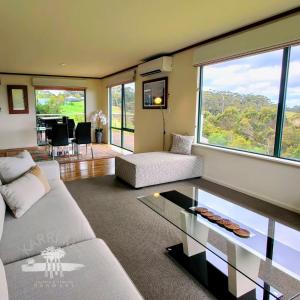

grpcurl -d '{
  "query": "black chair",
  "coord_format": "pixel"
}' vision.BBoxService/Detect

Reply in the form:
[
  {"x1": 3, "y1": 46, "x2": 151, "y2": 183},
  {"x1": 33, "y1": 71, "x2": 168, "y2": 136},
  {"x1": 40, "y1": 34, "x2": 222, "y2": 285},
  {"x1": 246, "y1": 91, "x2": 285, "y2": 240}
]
[
  {"x1": 72, "y1": 122, "x2": 93, "y2": 159},
  {"x1": 49, "y1": 124, "x2": 69, "y2": 159},
  {"x1": 62, "y1": 116, "x2": 68, "y2": 124},
  {"x1": 62, "y1": 116, "x2": 75, "y2": 138},
  {"x1": 67, "y1": 119, "x2": 75, "y2": 139},
  {"x1": 45, "y1": 119, "x2": 58, "y2": 141},
  {"x1": 45, "y1": 119, "x2": 58, "y2": 127}
]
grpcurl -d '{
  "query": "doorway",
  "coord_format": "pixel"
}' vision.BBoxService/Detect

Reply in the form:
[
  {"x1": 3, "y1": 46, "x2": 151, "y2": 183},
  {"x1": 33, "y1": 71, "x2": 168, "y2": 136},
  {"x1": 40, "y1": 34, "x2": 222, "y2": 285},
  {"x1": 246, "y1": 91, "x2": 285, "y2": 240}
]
[{"x1": 109, "y1": 82, "x2": 135, "y2": 151}]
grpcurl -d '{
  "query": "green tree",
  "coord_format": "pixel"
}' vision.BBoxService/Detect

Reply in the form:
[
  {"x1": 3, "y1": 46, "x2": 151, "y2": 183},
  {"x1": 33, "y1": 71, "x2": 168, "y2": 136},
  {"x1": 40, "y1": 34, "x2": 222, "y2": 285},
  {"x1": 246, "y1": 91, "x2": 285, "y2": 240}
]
[{"x1": 201, "y1": 90, "x2": 300, "y2": 160}]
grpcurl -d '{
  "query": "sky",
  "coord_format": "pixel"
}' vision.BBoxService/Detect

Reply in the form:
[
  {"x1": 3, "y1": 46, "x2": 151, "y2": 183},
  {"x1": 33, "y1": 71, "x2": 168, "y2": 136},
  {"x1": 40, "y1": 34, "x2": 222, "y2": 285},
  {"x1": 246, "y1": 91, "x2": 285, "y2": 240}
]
[{"x1": 203, "y1": 45, "x2": 300, "y2": 108}]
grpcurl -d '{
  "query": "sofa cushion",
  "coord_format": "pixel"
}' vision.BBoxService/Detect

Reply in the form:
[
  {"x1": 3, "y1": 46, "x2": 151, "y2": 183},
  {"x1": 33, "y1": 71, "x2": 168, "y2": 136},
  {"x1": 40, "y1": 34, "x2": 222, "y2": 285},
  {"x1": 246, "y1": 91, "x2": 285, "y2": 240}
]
[
  {"x1": 0, "y1": 150, "x2": 36, "y2": 184},
  {"x1": 37, "y1": 160, "x2": 61, "y2": 182},
  {"x1": 0, "y1": 194, "x2": 5, "y2": 241},
  {"x1": 0, "y1": 258, "x2": 9, "y2": 300},
  {"x1": 0, "y1": 180, "x2": 95, "y2": 264},
  {"x1": 170, "y1": 133, "x2": 194, "y2": 155},
  {"x1": 0, "y1": 165, "x2": 50, "y2": 218},
  {"x1": 5, "y1": 239, "x2": 143, "y2": 300},
  {"x1": 115, "y1": 151, "x2": 203, "y2": 188}
]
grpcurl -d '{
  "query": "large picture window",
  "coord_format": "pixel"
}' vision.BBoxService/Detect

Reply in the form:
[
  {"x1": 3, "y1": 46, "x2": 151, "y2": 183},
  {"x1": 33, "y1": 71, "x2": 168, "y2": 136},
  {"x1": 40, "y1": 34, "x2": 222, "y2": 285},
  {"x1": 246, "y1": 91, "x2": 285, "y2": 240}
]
[{"x1": 197, "y1": 44, "x2": 300, "y2": 162}]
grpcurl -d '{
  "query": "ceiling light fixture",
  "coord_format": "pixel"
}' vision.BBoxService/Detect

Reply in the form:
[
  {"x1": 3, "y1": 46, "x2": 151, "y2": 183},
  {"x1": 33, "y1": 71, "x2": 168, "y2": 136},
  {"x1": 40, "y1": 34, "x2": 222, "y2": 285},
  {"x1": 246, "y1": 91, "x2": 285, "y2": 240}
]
[{"x1": 60, "y1": 63, "x2": 67, "y2": 67}]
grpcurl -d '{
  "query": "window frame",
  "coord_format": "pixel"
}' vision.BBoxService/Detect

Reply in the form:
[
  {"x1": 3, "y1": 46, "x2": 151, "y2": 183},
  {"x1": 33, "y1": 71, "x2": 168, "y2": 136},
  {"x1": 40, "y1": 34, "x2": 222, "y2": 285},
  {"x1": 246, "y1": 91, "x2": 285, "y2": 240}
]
[
  {"x1": 109, "y1": 83, "x2": 135, "y2": 152},
  {"x1": 196, "y1": 44, "x2": 300, "y2": 163}
]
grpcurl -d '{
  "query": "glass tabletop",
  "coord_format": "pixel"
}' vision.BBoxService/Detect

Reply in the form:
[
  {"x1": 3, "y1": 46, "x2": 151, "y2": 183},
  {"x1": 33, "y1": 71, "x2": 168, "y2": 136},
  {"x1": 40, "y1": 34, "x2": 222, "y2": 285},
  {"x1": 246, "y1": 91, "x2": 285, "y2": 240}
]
[{"x1": 138, "y1": 188, "x2": 300, "y2": 300}]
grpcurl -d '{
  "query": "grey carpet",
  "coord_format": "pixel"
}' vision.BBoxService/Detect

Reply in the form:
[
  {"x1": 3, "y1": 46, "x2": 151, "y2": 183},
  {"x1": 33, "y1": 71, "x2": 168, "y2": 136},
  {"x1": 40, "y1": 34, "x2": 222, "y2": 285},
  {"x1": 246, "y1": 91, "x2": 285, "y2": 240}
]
[
  {"x1": 65, "y1": 175, "x2": 300, "y2": 300},
  {"x1": 66, "y1": 176, "x2": 215, "y2": 300}
]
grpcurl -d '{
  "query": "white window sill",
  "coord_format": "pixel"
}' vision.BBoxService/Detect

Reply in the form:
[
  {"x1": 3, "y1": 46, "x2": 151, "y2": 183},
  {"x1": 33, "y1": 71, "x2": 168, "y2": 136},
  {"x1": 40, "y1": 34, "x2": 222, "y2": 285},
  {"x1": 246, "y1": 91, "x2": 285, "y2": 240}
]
[{"x1": 192, "y1": 143, "x2": 300, "y2": 168}]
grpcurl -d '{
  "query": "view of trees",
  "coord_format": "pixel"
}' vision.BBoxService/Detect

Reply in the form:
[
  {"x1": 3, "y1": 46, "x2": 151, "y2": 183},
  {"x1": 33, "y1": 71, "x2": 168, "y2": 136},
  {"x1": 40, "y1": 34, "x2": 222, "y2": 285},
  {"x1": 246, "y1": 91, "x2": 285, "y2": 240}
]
[
  {"x1": 110, "y1": 83, "x2": 135, "y2": 151},
  {"x1": 111, "y1": 84, "x2": 135, "y2": 129},
  {"x1": 36, "y1": 90, "x2": 85, "y2": 124},
  {"x1": 200, "y1": 90, "x2": 300, "y2": 160},
  {"x1": 124, "y1": 84, "x2": 135, "y2": 129}
]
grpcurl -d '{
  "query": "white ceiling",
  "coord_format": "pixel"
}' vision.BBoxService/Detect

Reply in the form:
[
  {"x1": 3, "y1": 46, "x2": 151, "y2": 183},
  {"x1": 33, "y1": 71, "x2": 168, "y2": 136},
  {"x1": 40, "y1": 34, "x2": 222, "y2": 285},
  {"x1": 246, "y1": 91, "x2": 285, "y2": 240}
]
[{"x1": 0, "y1": 0, "x2": 299, "y2": 78}]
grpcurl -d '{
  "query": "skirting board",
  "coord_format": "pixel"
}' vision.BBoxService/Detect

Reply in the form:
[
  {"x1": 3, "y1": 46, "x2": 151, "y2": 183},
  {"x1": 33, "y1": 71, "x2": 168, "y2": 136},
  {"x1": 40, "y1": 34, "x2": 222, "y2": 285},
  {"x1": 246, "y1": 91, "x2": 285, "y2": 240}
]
[{"x1": 202, "y1": 175, "x2": 300, "y2": 215}]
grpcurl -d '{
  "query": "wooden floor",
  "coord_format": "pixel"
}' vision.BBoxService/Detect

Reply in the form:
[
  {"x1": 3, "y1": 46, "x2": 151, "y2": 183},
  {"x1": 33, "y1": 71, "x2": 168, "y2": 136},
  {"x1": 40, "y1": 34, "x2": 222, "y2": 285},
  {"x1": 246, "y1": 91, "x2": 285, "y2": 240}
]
[
  {"x1": 60, "y1": 158, "x2": 115, "y2": 181},
  {"x1": 0, "y1": 144, "x2": 128, "y2": 182},
  {"x1": 59, "y1": 144, "x2": 131, "y2": 181}
]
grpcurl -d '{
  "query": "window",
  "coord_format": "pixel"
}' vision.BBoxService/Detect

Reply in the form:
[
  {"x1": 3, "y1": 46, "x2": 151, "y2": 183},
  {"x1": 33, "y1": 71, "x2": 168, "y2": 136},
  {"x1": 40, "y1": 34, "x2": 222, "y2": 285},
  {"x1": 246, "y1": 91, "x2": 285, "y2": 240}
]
[
  {"x1": 35, "y1": 88, "x2": 86, "y2": 145},
  {"x1": 197, "y1": 44, "x2": 300, "y2": 162},
  {"x1": 36, "y1": 88, "x2": 85, "y2": 124},
  {"x1": 110, "y1": 85, "x2": 122, "y2": 148},
  {"x1": 109, "y1": 82, "x2": 135, "y2": 151}
]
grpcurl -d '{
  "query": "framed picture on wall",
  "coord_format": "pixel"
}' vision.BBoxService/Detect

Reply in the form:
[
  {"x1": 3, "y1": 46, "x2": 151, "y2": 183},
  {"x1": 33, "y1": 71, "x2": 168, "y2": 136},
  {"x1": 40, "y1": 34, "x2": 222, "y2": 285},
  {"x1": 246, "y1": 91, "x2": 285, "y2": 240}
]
[
  {"x1": 143, "y1": 77, "x2": 168, "y2": 109},
  {"x1": 7, "y1": 85, "x2": 29, "y2": 114}
]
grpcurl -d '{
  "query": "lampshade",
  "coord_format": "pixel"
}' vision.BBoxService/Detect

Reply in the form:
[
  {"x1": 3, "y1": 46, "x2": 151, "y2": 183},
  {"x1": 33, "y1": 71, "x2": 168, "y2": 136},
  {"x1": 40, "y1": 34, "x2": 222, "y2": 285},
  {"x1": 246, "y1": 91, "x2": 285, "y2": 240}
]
[{"x1": 154, "y1": 97, "x2": 162, "y2": 105}]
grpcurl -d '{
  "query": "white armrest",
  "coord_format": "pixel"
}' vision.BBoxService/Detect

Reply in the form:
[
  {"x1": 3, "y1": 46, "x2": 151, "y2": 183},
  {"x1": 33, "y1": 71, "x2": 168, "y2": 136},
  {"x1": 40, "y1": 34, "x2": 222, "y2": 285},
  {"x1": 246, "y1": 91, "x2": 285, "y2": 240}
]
[{"x1": 37, "y1": 160, "x2": 60, "y2": 181}]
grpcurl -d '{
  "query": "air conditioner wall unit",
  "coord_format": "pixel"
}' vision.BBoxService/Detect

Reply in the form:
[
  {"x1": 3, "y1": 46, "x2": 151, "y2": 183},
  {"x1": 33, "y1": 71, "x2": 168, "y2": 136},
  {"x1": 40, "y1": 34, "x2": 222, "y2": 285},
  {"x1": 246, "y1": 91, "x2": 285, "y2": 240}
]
[{"x1": 137, "y1": 56, "x2": 173, "y2": 77}]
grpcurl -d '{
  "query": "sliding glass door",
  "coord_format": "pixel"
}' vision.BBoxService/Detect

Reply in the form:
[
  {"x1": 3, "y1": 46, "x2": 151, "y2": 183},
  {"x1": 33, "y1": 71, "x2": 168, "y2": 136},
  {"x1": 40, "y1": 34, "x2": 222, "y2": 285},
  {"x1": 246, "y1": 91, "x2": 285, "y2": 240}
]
[{"x1": 110, "y1": 82, "x2": 135, "y2": 151}]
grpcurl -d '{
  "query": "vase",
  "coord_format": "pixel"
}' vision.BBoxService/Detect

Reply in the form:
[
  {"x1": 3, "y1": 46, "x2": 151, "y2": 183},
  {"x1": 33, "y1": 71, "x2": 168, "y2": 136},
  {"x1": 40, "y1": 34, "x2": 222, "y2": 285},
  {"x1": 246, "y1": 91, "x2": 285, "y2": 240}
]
[{"x1": 95, "y1": 128, "x2": 103, "y2": 144}]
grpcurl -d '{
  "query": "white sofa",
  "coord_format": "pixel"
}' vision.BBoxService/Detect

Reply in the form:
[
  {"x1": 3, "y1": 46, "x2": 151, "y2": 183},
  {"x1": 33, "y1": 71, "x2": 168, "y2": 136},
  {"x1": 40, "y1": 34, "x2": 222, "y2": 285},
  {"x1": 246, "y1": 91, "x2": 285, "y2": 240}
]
[
  {"x1": 0, "y1": 160, "x2": 143, "y2": 300},
  {"x1": 115, "y1": 152, "x2": 203, "y2": 188}
]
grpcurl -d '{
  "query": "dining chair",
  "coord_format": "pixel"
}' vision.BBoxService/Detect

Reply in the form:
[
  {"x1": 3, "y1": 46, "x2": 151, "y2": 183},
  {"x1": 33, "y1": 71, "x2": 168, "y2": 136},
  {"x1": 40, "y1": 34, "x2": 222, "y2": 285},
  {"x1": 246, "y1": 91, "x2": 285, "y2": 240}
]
[
  {"x1": 67, "y1": 119, "x2": 76, "y2": 139},
  {"x1": 45, "y1": 119, "x2": 58, "y2": 141},
  {"x1": 62, "y1": 116, "x2": 75, "y2": 139},
  {"x1": 62, "y1": 116, "x2": 68, "y2": 124},
  {"x1": 72, "y1": 122, "x2": 93, "y2": 159},
  {"x1": 48, "y1": 124, "x2": 70, "y2": 159}
]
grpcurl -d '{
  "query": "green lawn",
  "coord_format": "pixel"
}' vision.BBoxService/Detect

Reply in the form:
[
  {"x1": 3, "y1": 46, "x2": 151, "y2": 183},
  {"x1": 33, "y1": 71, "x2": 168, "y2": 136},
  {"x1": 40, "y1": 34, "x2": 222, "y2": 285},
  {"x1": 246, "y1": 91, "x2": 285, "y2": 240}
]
[
  {"x1": 111, "y1": 105, "x2": 134, "y2": 129},
  {"x1": 36, "y1": 101, "x2": 85, "y2": 124},
  {"x1": 59, "y1": 102, "x2": 85, "y2": 123}
]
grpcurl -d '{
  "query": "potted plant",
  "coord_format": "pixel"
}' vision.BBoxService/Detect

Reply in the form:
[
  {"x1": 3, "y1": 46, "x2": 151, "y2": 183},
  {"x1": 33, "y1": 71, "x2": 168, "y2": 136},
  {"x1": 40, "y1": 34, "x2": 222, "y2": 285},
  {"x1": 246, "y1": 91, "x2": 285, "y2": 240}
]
[{"x1": 91, "y1": 110, "x2": 107, "y2": 144}]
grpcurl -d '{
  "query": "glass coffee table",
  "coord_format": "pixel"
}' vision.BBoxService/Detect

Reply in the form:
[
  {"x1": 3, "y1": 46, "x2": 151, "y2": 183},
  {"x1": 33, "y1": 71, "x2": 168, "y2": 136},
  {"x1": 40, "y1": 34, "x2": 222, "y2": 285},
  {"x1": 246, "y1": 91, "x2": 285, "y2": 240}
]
[{"x1": 138, "y1": 188, "x2": 300, "y2": 300}]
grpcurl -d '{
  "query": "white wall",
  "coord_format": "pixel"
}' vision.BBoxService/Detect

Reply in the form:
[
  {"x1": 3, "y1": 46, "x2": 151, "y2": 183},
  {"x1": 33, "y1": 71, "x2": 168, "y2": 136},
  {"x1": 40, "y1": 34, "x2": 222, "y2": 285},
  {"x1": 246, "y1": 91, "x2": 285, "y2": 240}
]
[
  {"x1": 85, "y1": 79, "x2": 103, "y2": 124},
  {"x1": 0, "y1": 75, "x2": 37, "y2": 148},
  {"x1": 99, "y1": 79, "x2": 109, "y2": 144},
  {"x1": 192, "y1": 145, "x2": 300, "y2": 213},
  {"x1": 0, "y1": 74, "x2": 102, "y2": 149}
]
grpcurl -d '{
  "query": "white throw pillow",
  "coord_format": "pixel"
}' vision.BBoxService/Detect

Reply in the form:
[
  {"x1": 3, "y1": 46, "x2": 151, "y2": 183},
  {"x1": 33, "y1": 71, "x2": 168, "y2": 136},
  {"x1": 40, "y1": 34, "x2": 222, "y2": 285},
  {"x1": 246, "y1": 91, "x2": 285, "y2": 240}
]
[
  {"x1": 0, "y1": 165, "x2": 50, "y2": 218},
  {"x1": 0, "y1": 194, "x2": 5, "y2": 241},
  {"x1": 0, "y1": 150, "x2": 36, "y2": 184},
  {"x1": 170, "y1": 133, "x2": 194, "y2": 155},
  {"x1": 0, "y1": 258, "x2": 9, "y2": 300}
]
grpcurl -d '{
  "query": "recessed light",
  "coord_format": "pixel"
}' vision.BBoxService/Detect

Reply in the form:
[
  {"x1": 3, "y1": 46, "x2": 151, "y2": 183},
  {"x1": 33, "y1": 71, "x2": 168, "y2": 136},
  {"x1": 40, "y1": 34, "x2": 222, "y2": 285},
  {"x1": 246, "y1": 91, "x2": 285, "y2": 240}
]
[{"x1": 60, "y1": 63, "x2": 67, "y2": 67}]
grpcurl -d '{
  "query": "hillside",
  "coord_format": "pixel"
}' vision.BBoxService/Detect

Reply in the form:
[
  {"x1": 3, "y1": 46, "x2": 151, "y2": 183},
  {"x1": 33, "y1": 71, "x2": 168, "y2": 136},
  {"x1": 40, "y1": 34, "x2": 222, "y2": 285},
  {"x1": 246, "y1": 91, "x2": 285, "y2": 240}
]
[{"x1": 201, "y1": 90, "x2": 300, "y2": 160}]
